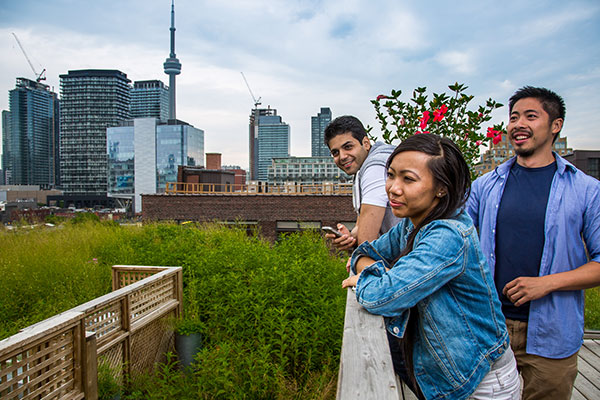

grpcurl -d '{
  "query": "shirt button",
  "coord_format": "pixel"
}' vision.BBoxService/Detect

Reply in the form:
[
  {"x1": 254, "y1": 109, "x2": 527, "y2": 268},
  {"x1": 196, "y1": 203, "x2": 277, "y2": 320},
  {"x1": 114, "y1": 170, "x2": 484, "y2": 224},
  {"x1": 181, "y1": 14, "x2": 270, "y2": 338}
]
[
  {"x1": 393, "y1": 327, "x2": 400, "y2": 334},
  {"x1": 499, "y1": 347, "x2": 504, "y2": 354}
]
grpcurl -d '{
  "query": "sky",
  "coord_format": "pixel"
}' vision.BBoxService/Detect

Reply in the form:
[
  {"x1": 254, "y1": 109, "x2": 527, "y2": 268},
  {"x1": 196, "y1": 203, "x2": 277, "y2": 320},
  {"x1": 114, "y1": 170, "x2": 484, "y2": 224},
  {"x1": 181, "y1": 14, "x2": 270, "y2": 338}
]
[{"x1": 1, "y1": 0, "x2": 599, "y2": 169}]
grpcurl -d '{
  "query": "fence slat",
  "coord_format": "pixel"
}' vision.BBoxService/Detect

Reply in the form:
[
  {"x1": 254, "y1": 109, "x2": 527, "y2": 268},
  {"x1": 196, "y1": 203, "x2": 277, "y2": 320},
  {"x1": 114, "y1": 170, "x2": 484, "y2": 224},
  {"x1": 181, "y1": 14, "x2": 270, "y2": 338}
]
[{"x1": 337, "y1": 288, "x2": 401, "y2": 400}]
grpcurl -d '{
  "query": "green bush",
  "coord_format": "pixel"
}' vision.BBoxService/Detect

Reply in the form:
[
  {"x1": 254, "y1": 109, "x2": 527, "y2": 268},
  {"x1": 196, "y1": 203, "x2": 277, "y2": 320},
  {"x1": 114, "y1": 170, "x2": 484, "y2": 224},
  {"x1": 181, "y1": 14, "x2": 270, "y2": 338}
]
[{"x1": 0, "y1": 223, "x2": 347, "y2": 399}]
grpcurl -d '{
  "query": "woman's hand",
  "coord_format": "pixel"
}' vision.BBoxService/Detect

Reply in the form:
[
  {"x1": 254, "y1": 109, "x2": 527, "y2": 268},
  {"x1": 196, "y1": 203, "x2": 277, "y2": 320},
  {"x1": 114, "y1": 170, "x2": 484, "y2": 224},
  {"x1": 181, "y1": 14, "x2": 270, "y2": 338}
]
[{"x1": 342, "y1": 274, "x2": 360, "y2": 288}]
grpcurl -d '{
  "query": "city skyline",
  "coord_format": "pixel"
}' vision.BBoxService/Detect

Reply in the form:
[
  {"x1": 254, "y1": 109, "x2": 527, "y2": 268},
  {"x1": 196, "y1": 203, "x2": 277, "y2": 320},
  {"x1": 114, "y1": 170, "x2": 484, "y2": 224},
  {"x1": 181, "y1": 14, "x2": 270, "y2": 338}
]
[{"x1": 1, "y1": 0, "x2": 600, "y2": 170}]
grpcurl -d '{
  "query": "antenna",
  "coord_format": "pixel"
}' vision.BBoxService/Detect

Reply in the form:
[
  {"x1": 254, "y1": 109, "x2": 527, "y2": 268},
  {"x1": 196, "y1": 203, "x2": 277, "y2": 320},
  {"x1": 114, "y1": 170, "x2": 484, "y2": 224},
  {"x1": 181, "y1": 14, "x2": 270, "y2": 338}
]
[
  {"x1": 11, "y1": 32, "x2": 46, "y2": 83},
  {"x1": 240, "y1": 72, "x2": 261, "y2": 108}
]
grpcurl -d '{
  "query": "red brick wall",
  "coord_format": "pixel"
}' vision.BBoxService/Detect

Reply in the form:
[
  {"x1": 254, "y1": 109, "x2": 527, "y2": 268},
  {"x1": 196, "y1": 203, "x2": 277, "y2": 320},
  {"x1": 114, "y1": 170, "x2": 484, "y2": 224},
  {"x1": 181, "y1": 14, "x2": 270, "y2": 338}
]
[{"x1": 142, "y1": 194, "x2": 356, "y2": 241}]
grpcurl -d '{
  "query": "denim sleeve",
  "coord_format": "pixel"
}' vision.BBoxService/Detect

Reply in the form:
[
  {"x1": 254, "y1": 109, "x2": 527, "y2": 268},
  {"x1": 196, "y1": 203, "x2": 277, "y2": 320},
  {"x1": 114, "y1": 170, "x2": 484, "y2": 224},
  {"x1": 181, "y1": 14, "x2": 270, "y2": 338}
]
[
  {"x1": 465, "y1": 178, "x2": 481, "y2": 230},
  {"x1": 583, "y1": 180, "x2": 600, "y2": 263},
  {"x1": 355, "y1": 223, "x2": 466, "y2": 317},
  {"x1": 349, "y1": 222, "x2": 406, "y2": 274}
]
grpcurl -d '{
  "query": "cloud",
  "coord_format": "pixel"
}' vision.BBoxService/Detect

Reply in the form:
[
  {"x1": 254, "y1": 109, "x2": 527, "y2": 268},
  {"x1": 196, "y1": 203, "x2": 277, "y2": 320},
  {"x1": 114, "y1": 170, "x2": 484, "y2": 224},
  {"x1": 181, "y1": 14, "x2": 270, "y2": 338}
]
[{"x1": 435, "y1": 50, "x2": 475, "y2": 75}]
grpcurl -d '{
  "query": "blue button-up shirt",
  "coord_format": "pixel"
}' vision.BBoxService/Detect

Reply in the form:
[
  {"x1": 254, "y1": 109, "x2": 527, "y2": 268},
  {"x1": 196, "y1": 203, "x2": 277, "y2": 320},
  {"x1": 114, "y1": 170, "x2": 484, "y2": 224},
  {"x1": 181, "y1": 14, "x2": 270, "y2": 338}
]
[{"x1": 466, "y1": 154, "x2": 600, "y2": 358}]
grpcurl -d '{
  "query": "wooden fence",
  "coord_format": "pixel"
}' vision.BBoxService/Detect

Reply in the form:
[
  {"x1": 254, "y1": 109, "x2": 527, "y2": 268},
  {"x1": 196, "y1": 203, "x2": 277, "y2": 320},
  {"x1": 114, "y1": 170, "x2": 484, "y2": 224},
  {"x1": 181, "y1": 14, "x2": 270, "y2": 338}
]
[
  {"x1": 337, "y1": 287, "x2": 403, "y2": 399},
  {"x1": 0, "y1": 265, "x2": 183, "y2": 400}
]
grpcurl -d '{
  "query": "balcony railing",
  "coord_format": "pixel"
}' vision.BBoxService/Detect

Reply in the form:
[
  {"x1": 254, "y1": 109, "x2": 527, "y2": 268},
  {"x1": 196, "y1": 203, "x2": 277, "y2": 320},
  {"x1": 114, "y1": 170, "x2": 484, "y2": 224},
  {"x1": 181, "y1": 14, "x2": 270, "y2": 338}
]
[
  {"x1": 0, "y1": 265, "x2": 182, "y2": 400},
  {"x1": 165, "y1": 182, "x2": 353, "y2": 195}
]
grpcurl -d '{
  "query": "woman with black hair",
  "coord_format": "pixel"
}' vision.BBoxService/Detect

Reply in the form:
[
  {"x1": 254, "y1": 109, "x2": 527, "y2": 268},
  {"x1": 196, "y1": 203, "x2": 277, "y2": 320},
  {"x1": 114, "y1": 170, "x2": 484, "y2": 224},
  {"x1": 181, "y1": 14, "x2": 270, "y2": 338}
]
[{"x1": 342, "y1": 134, "x2": 520, "y2": 399}]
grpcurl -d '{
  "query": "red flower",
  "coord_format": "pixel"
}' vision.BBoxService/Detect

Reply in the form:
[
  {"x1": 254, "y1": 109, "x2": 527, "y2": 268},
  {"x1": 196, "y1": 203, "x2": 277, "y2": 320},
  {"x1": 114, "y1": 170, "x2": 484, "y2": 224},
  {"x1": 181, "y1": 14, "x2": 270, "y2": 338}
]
[
  {"x1": 376, "y1": 95, "x2": 389, "y2": 101},
  {"x1": 440, "y1": 104, "x2": 448, "y2": 114},
  {"x1": 422, "y1": 131, "x2": 430, "y2": 134},
  {"x1": 486, "y1": 127, "x2": 498, "y2": 138},
  {"x1": 433, "y1": 109, "x2": 444, "y2": 122},
  {"x1": 400, "y1": 117, "x2": 406, "y2": 126},
  {"x1": 419, "y1": 111, "x2": 430, "y2": 129},
  {"x1": 475, "y1": 140, "x2": 483, "y2": 146},
  {"x1": 492, "y1": 134, "x2": 502, "y2": 145}
]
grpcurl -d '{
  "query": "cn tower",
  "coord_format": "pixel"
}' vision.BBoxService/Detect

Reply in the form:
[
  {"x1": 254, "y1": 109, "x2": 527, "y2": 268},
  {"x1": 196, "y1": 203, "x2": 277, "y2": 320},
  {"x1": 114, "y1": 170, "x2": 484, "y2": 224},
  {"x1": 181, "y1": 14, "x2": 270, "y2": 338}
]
[{"x1": 163, "y1": 0, "x2": 181, "y2": 120}]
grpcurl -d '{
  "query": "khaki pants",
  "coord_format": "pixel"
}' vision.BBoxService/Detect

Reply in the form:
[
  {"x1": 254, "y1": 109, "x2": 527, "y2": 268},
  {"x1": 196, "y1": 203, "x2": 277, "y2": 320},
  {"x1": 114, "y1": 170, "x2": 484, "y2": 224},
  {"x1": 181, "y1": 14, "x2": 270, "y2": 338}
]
[{"x1": 506, "y1": 319, "x2": 578, "y2": 400}]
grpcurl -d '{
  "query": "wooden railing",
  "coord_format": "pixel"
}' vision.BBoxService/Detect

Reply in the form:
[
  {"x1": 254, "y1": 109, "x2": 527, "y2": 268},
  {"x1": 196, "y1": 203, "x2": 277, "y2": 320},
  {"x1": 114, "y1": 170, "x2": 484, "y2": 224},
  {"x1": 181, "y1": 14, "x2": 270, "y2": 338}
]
[
  {"x1": 0, "y1": 265, "x2": 182, "y2": 400},
  {"x1": 165, "y1": 182, "x2": 353, "y2": 195},
  {"x1": 337, "y1": 287, "x2": 403, "y2": 399}
]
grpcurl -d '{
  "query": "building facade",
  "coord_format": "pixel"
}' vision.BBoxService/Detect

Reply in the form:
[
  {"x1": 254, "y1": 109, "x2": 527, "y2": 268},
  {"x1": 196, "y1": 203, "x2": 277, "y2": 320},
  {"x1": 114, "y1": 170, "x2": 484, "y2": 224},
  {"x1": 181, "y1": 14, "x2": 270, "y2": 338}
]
[
  {"x1": 473, "y1": 135, "x2": 573, "y2": 176},
  {"x1": 60, "y1": 69, "x2": 131, "y2": 195},
  {"x1": 107, "y1": 118, "x2": 204, "y2": 212},
  {"x1": 268, "y1": 156, "x2": 351, "y2": 185},
  {"x1": 248, "y1": 108, "x2": 274, "y2": 180},
  {"x1": 311, "y1": 107, "x2": 332, "y2": 157},
  {"x1": 255, "y1": 109, "x2": 290, "y2": 181},
  {"x1": 2, "y1": 110, "x2": 11, "y2": 185},
  {"x1": 131, "y1": 80, "x2": 169, "y2": 122},
  {"x1": 4, "y1": 78, "x2": 59, "y2": 186},
  {"x1": 564, "y1": 150, "x2": 600, "y2": 180}
]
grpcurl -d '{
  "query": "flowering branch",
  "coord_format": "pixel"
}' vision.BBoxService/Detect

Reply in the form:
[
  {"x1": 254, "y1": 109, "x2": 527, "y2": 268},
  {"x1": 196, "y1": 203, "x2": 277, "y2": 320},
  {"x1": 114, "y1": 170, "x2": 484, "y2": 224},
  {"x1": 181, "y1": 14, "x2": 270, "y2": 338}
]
[{"x1": 369, "y1": 83, "x2": 506, "y2": 179}]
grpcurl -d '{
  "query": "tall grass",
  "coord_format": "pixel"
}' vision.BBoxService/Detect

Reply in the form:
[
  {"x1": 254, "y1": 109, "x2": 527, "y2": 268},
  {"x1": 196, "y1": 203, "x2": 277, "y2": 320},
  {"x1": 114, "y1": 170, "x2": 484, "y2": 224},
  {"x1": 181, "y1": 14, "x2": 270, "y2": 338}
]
[{"x1": 0, "y1": 222, "x2": 348, "y2": 399}]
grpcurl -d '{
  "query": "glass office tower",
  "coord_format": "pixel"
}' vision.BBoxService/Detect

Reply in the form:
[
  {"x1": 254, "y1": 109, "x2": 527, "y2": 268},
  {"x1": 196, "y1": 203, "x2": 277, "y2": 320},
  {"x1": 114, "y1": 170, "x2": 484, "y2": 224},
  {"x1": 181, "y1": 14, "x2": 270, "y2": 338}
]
[
  {"x1": 107, "y1": 118, "x2": 204, "y2": 212},
  {"x1": 250, "y1": 108, "x2": 289, "y2": 181},
  {"x1": 5, "y1": 78, "x2": 59, "y2": 186},
  {"x1": 311, "y1": 107, "x2": 332, "y2": 157},
  {"x1": 60, "y1": 69, "x2": 131, "y2": 194},
  {"x1": 131, "y1": 80, "x2": 169, "y2": 122}
]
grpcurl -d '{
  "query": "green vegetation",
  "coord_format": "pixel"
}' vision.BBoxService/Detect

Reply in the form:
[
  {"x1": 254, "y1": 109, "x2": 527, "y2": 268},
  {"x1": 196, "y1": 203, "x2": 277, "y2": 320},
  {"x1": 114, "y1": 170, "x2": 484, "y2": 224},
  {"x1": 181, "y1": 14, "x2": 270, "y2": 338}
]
[
  {"x1": 2, "y1": 220, "x2": 599, "y2": 399},
  {"x1": 0, "y1": 222, "x2": 347, "y2": 399}
]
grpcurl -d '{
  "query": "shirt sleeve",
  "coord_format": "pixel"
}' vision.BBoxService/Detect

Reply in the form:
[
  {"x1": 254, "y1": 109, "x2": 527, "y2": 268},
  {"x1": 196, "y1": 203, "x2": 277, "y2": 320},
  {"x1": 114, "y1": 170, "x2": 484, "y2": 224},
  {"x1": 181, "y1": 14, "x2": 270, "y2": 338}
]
[
  {"x1": 355, "y1": 223, "x2": 466, "y2": 317},
  {"x1": 359, "y1": 163, "x2": 389, "y2": 208},
  {"x1": 583, "y1": 180, "x2": 600, "y2": 263},
  {"x1": 465, "y1": 178, "x2": 481, "y2": 229}
]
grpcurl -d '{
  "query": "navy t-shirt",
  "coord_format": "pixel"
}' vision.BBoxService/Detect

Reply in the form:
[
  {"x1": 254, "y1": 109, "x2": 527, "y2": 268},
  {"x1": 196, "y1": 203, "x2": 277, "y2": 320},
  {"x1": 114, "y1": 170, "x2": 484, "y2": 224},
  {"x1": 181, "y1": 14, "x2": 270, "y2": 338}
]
[{"x1": 495, "y1": 161, "x2": 557, "y2": 321}]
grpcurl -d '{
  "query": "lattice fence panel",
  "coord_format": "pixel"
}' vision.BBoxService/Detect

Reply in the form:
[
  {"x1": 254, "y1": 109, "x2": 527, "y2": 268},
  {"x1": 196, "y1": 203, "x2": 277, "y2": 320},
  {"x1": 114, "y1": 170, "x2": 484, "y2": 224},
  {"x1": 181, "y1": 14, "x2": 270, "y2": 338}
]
[
  {"x1": 98, "y1": 342, "x2": 125, "y2": 386},
  {"x1": 84, "y1": 301, "x2": 123, "y2": 344},
  {"x1": 129, "y1": 277, "x2": 176, "y2": 324},
  {"x1": 118, "y1": 271, "x2": 155, "y2": 288},
  {"x1": 0, "y1": 327, "x2": 82, "y2": 400},
  {"x1": 130, "y1": 313, "x2": 175, "y2": 373}
]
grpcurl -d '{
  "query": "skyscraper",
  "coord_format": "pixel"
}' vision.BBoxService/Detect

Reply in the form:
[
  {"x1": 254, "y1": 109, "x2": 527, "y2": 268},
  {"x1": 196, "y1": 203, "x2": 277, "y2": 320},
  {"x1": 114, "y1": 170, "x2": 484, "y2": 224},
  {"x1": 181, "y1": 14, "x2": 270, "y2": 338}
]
[
  {"x1": 107, "y1": 118, "x2": 204, "y2": 212},
  {"x1": 4, "y1": 78, "x2": 59, "y2": 186},
  {"x1": 131, "y1": 80, "x2": 169, "y2": 122},
  {"x1": 163, "y1": 0, "x2": 181, "y2": 120},
  {"x1": 311, "y1": 107, "x2": 332, "y2": 157},
  {"x1": 2, "y1": 110, "x2": 11, "y2": 184},
  {"x1": 254, "y1": 108, "x2": 290, "y2": 181},
  {"x1": 59, "y1": 69, "x2": 131, "y2": 195}
]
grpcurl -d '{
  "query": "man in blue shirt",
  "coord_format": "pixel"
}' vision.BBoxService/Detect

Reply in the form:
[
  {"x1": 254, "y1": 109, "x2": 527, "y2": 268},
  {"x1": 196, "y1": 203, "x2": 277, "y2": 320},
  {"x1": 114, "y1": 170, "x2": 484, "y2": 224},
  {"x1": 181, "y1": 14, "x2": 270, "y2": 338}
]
[{"x1": 466, "y1": 86, "x2": 600, "y2": 400}]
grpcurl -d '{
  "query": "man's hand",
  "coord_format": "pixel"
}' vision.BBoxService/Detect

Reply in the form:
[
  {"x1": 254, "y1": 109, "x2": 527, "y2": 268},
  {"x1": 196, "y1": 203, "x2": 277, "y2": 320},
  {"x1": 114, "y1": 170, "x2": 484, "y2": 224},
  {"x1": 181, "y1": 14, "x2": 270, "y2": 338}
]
[
  {"x1": 503, "y1": 276, "x2": 552, "y2": 307},
  {"x1": 326, "y1": 224, "x2": 356, "y2": 251}
]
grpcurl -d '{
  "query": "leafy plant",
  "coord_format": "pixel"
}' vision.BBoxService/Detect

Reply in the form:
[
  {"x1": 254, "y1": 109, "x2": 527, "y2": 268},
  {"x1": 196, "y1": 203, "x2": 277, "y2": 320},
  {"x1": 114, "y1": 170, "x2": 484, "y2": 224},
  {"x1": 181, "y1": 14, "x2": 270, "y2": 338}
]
[{"x1": 371, "y1": 83, "x2": 506, "y2": 179}]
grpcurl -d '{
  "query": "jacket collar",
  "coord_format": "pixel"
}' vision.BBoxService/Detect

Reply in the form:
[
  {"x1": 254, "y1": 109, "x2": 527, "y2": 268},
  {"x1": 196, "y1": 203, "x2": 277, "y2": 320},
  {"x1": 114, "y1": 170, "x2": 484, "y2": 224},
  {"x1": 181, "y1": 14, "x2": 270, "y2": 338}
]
[{"x1": 493, "y1": 152, "x2": 576, "y2": 178}]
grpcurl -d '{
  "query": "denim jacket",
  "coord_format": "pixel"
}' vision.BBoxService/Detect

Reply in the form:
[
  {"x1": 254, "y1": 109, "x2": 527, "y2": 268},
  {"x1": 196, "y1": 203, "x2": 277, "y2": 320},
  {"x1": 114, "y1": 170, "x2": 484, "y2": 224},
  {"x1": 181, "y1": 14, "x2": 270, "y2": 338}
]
[{"x1": 350, "y1": 211, "x2": 509, "y2": 400}]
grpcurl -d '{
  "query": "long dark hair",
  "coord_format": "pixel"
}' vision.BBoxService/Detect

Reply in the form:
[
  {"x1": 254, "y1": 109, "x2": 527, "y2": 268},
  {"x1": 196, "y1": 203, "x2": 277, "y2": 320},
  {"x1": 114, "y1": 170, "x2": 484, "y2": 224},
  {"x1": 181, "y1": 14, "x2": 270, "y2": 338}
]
[
  {"x1": 386, "y1": 134, "x2": 471, "y2": 398},
  {"x1": 386, "y1": 133, "x2": 471, "y2": 257}
]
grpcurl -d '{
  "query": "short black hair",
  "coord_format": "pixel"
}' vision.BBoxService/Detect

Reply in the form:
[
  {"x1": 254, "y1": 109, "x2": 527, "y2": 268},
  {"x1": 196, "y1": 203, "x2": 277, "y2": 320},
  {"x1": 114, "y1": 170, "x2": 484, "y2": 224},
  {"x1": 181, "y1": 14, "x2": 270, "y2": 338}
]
[
  {"x1": 509, "y1": 86, "x2": 566, "y2": 142},
  {"x1": 324, "y1": 115, "x2": 367, "y2": 146}
]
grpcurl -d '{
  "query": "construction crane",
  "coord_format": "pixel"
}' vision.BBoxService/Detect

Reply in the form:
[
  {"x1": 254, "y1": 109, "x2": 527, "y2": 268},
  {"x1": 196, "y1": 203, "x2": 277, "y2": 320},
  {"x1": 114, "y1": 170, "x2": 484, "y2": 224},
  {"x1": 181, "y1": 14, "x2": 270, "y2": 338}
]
[
  {"x1": 12, "y1": 32, "x2": 46, "y2": 83},
  {"x1": 240, "y1": 72, "x2": 261, "y2": 108}
]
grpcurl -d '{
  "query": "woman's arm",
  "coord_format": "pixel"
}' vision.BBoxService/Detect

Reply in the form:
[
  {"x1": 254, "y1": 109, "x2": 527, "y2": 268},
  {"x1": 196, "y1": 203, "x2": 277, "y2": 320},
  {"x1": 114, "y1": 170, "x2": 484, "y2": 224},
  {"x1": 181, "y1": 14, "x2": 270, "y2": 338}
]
[{"x1": 356, "y1": 222, "x2": 466, "y2": 316}]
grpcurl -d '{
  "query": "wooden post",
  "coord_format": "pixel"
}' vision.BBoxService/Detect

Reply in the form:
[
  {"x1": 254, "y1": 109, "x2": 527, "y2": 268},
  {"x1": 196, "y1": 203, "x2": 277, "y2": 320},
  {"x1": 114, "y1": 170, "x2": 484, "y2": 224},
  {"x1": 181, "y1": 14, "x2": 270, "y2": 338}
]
[
  {"x1": 83, "y1": 331, "x2": 98, "y2": 400},
  {"x1": 336, "y1": 288, "x2": 401, "y2": 399}
]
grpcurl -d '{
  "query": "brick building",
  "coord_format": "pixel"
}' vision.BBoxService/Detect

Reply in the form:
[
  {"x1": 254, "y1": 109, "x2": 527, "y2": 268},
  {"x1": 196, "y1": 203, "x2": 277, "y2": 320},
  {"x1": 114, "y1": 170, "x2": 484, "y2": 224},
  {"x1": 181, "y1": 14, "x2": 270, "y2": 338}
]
[{"x1": 142, "y1": 193, "x2": 356, "y2": 241}]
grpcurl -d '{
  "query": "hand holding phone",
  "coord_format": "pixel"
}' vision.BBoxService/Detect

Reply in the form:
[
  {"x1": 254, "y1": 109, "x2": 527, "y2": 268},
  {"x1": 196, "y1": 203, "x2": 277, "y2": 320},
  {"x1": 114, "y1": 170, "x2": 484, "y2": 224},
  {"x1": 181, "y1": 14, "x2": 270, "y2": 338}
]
[{"x1": 322, "y1": 226, "x2": 343, "y2": 238}]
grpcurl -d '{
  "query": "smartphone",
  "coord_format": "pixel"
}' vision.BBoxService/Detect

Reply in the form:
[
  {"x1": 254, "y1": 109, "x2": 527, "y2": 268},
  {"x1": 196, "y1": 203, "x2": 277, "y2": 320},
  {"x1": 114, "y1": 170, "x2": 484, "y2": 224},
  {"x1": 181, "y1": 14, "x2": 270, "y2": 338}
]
[{"x1": 322, "y1": 226, "x2": 343, "y2": 237}]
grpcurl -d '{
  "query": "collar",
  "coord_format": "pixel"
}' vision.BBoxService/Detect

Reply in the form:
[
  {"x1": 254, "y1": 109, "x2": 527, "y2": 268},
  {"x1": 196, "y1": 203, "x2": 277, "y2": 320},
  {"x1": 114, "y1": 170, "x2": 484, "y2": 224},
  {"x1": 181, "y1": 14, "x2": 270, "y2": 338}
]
[{"x1": 493, "y1": 152, "x2": 576, "y2": 178}]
